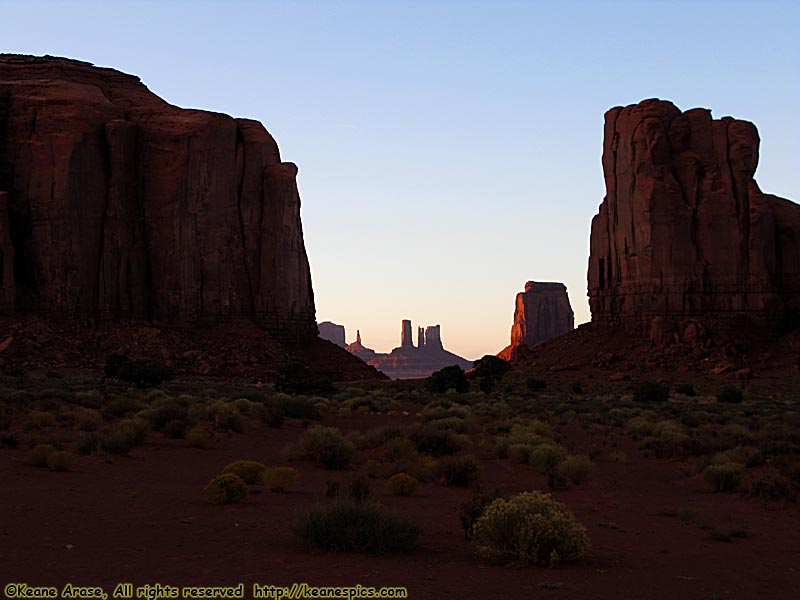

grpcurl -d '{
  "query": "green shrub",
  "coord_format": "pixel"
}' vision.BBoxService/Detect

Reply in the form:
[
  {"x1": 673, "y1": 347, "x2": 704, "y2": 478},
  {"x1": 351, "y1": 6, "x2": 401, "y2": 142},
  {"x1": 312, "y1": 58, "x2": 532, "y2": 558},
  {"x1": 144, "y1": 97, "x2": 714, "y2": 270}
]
[
  {"x1": 186, "y1": 427, "x2": 214, "y2": 449},
  {"x1": 106, "y1": 356, "x2": 174, "y2": 388},
  {"x1": 103, "y1": 396, "x2": 146, "y2": 419},
  {"x1": 27, "y1": 443, "x2": 58, "y2": 467},
  {"x1": 30, "y1": 410, "x2": 56, "y2": 428},
  {"x1": 633, "y1": 381, "x2": 669, "y2": 402},
  {"x1": 703, "y1": 462, "x2": 744, "y2": 492},
  {"x1": 204, "y1": 473, "x2": 249, "y2": 504},
  {"x1": 507, "y1": 444, "x2": 534, "y2": 464},
  {"x1": 529, "y1": 444, "x2": 567, "y2": 474},
  {"x1": 384, "y1": 437, "x2": 418, "y2": 462},
  {"x1": 275, "y1": 361, "x2": 334, "y2": 395},
  {"x1": 293, "y1": 499, "x2": 421, "y2": 554},
  {"x1": 425, "y1": 366, "x2": 469, "y2": 394},
  {"x1": 296, "y1": 426, "x2": 354, "y2": 469},
  {"x1": 74, "y1": 408, "x2": 103, "y2": 432},
  {"x1": 472, "y1": 491, "x2": 590, "y2": 566},
  {"x1": 408, "y1": 424, "x2": 461, "y2": 457},
  {"x1": 459, "y1": 487, "x2": 501, "y2": 540},
  {"x1": 264, "y1": 466, "x2": 300, "y2": 492},
  {"x1": 439, "y1": 455, "x2": 480, "y2": 488},
  {"x1": 472, "y1": 355, "x2": 511, "y2": 393},
  {"x1": 526, "y1": 378, "x2": 547, "y2": 391},
  {"x1": 100, "y1": 419, "x2": 149, "y2": 455},
  {"x1": 276, "y1": 394, "x2": 322, "y2": 420},
  {"x1": 739, "y1": 472, "x2": 797, "y2": 503},
  {"x1": 556, "y1": 455, "x2": 593, "y2": 485},
  {"x1": 387, "y1": 473, "x2": 420, "y2": 496},
  {"x1": 717, "y1": 387, "x2": 744, "y2": 404},
  {"x1": 46, "y1": 450, "x2": 74, "y2": 471},
  {"x1": 222, "y1": 460, "x2": 267, "y2": 484},
  {"x1": 77, "y1": 432, "x2": 102, "y2": 455}
]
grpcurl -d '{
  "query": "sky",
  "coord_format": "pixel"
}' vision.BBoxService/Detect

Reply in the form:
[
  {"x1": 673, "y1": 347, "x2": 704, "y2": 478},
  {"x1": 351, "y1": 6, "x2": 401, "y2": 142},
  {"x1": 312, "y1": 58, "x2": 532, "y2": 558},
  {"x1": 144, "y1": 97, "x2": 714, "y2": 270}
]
[{"x1": 3, "y1": 0, "x2": 798, "y2": 359}]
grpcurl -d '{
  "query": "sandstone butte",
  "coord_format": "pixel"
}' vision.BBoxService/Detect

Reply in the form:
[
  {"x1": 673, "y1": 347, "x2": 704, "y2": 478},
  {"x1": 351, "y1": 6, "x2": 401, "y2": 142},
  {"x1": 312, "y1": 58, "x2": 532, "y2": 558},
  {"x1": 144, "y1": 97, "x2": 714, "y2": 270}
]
[
  {"x1": 499, "y1": 281, "x2": 574, "y2": 360},
  {"x1": 588, "y1": 98, "x2": 800, "y2": 343},
  {"x1": 317, "y1": 321, "x2": 345, "y2": 348},
  {"x1": 0, "y1": 54, "x2": 379, "y2": 379},
  {"x1": 346, "y1": 320, "x2": 473, "y2": 379}
]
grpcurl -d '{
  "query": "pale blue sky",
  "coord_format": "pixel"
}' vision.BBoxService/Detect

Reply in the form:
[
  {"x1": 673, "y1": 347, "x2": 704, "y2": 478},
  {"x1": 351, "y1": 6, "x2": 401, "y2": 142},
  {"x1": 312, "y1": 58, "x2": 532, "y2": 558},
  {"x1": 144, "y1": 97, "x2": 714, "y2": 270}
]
[{"x1": 4, "y1": 1, "x2": 798, "y2": 358}]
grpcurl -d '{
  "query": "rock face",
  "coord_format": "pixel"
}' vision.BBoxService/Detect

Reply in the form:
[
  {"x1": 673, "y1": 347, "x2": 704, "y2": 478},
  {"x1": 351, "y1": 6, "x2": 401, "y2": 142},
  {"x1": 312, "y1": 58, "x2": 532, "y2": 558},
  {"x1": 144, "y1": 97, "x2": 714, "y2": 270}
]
[
  {"x1": 588, "y1": 99, "x2": 800, "y2": 336},
  {"x1": 0, "y1": 55, "x2": 315, "y2": 340},
  {"x1": 347, "y1": 320, "x2": 472, "y2": 379},
  {"x1": 345, "y1": 330, "x2": 378, "y2": 362},
  {"x1": 318, "y1": 321, "x2": 345, "y2": 347}
]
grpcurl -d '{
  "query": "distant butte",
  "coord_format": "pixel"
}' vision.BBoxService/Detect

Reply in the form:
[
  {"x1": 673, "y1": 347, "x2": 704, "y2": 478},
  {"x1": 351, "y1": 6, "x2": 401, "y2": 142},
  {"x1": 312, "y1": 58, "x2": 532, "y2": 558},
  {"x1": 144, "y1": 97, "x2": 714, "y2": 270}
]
[
  {"x1": 346, "y1": 320, "x2": 472, "y2": 379},
  {"x1": 499, "y1": 281, "x2": 574, "y2": 359}
]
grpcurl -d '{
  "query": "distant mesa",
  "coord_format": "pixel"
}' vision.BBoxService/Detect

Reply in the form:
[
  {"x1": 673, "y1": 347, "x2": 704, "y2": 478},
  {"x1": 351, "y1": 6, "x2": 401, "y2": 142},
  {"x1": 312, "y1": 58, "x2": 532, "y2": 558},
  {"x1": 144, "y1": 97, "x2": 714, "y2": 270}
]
[
  {"x1": 345, "y1": 329, "x2": 378, "y2": 362},
  {"x1": 344, "y1": 320, "x2": 472, "y2": 379},
  {"x1": 588, "y1": 98, "x2": 800, "y2": 341},
  {"x1": 317, "y1": 321, "x2": 346, "y2": 347},
  {"x1": 499, "y1": 281, "x2": 574, "y2": 359}
]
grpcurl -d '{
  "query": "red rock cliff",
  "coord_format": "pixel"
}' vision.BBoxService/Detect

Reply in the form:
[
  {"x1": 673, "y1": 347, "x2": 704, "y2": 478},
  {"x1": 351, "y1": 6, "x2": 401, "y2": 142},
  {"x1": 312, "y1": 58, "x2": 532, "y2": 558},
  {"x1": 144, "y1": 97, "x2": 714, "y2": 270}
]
[
  {"x1": 588, "y1": 98, "x2": 800, "y2": 332},
  {"x1": 499, "y1": 281, "x2": 574, "y2": 359},
  {"x1": 0, "y1": 55, "x2": 315, "y2": 340}
]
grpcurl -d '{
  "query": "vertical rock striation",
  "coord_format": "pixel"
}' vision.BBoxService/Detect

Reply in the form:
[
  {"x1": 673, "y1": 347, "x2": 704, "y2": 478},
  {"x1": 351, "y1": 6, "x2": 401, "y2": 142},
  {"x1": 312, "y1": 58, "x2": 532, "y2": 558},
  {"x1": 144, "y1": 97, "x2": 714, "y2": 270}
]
[
  {"x1": 0, "y1": 55, "x2": 315, "y2": 340},
  {"x1": 588, "y1": 99, "x2": 800, "y2": 334}
]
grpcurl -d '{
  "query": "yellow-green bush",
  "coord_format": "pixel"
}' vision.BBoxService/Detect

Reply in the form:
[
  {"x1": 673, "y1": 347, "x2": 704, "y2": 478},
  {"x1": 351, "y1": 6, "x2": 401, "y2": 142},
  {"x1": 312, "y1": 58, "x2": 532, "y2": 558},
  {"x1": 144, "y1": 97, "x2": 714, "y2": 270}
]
[
  {"x1": 30, "y1": 410, "x2": 56, "y2": 428},
  {"x1": 222, "y1": 460, "x2": 267, "y2": 484},
  {"x1": 205, "y1": 473, "x2": 248, "y2": 504},
  {"x1": 264, "y1": 466, "x2": 300, "y2": 492},
  {"x1": 529, "y1": 444, "x2": 567, "y2": 474},
  {"x1": 27, "y1": 443, "x2": 58, "y2": 466},
  {"x1": 472, "y1": 491, "x2": 590, "y2": 566},
  {"x1": 387, "y1": 473, "x2": 420, "y2": 496},
  {"x1": 186, "y1": 427, "x2": 215, "y2": 449},
  {"x1": 556, "y1": 456, "x2": 592, "y2": 485},
  {"x1": 703, "y1": 462, "x2": 744, "y2": 492},
  {"x1": 46, "y1": 450, "x2": 74, "y2": 471}
]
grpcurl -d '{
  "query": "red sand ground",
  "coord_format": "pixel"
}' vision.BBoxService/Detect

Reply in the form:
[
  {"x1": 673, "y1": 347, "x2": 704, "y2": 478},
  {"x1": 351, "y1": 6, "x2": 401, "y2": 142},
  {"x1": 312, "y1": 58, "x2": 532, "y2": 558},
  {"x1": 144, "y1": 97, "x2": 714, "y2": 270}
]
[{"x1": 2, "y1": 407, "x2": 798, "y2": 600}]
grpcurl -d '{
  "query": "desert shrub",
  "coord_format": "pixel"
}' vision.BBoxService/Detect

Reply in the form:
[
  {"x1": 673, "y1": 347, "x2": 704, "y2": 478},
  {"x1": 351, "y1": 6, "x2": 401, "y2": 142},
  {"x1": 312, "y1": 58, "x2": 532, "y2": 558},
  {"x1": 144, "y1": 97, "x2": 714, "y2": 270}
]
[
  {"x1": 460, "y1": 487, "x2": 501, "y2": 540},
  {"x1": 408, "y1": 424, "x2": 461, "y2": 457},
  {"x1": 276, "y1": 394, "x2": 322, "y2": 420},
  {"x1": 425, "y1": 366, "x2": 469, "y2": 394},
  {"x1": 717, "y1": 387, "x2": 744, "y2": 404},
  {"x1": 296, "y1": 426, "x2": 354, "y2": 469},
  {"x1": 633, "y1": 381, "x2": 669, "y2": 403},
  {"x1": 526, "y1": 378, "x2": 547, "y2": 391},
  {"x1": 675, "y1": 383, "x2": 697, "y2": 397},
  {"x1": 212, "y1": 404, "x2": 244, "y2": 433},
  {"x1": 103, "y1": 396, "x2": 146, "y2": 419},
  {"x1": 472, "y1": 355, "x2": 511, "y2": 392},
  {"x1": 472, "y1": 491, "x2": 590, "y2": 566},
  {"x1": 74, "y1": 408, "x2": 103, "y2": 431},
  {"x1": 140, "y1": 398, "x2": 189, "y2": 432},
  {"x1": 739, "y1": 472, "x2": 797, "y2": 503},
  {"x1": 264, "y1": 466, "x2": 300, "y2": 492},
  {"x1": 222, "y1": 460, "x2": 267, "y2": 484},
  {"x1": 529, "y1": 444, "x2": 567, "y2": 474},
  {"x1": 76, "y1": 432, "x2": 102, "y2": 455},
  {"x1": 204, "y1": 473, "x2": 248, "y2": 505},
  {"x1": 556, "y1": 455, "x2": 593, "y2": 485},
  {"x1": 27, "y1": 443, "x2": 58, "y2": 466},
  {"x1": 507, "y1": 444, "x2": 534, "y2": 464},
  {"x1": 387, "y1": 473, "x2": 420, "y2": 496},
  {"x1": 29, "y1": 410, "x2": 56, "y2": 428},
  {"x1": 275, "y1": 361, "x2": 334, "y2": 395},
  {"x1": 384, "y1": 437, "x2": 419, "y2": 462},
  {"x1": 713, "y1": 446, "x2": 762, "y2": 468},
  {"x1": 186, "y1": 427, "x2": 214, "y2": 449},
  {"x1": 100, "y1": 419, "x2": 149, "y2": 455},
  {"x1": 105, "y1": 355, "x2": 174, "y2": 388},
  {"x1": 703, "y1": 462, "x2": 744, "y2": 492},
  {"x1": 362, "y1": 459, "x2": 382, "y2": 479},
  {"x1": 46, "y1": 450, "x2": 74, "y2": 471},
  {"x1": 439, "y1": 455, "x2": 480, "y2": 488},
  {"x1": 293, "y1": 499, "x2": 421, "y2": 554}
]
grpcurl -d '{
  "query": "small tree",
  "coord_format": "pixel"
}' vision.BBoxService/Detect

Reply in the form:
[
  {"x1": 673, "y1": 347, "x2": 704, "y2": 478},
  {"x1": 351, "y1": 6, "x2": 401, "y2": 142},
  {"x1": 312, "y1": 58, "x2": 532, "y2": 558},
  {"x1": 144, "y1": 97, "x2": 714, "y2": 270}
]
[{"x1": 425, "y1": 365, "x2": 468, "y2": 393}]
